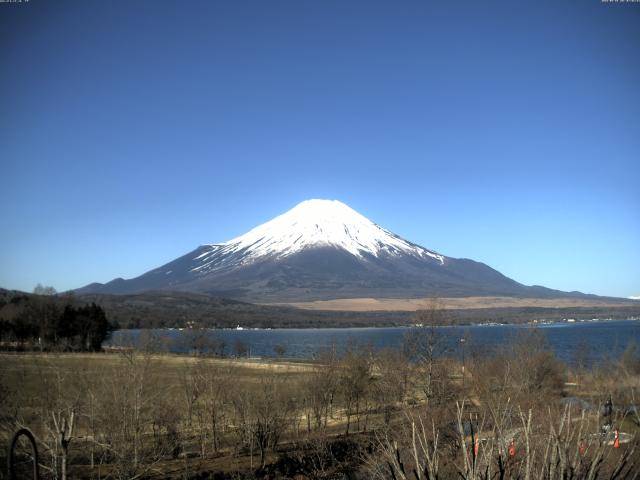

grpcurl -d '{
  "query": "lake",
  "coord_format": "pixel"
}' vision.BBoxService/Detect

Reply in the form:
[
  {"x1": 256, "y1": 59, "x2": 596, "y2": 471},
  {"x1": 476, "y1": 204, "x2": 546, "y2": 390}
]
[{"x1": 107, "y1": 319, "x2": 640, "y2": 367}]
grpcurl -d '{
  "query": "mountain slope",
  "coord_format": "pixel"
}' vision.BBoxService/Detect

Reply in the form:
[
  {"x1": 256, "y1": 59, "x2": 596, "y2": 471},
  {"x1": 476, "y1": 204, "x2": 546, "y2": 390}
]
[{"x1": 77, "y1": 199, "x2": 595, "y2": 302}]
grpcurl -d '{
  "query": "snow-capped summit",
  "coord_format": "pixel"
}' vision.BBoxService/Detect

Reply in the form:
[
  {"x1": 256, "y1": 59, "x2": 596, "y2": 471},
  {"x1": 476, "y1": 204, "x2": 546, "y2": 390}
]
[
  {"x1": 77, "y1": 199, "x2": 582, "y2": 302},
  {"x1": 193, "y1": 199, "x2": 443, "y2": 273}
]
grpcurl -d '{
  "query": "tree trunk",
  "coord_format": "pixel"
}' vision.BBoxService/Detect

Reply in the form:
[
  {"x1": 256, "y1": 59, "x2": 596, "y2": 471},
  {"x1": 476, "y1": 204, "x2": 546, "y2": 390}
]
[
  {"x1": 61, "y1": 447, "x2": 67, "y2": 480},
  {"x1": 345, "y1": 408, "x2": 351, "y2": 436},
  {"x1": 51, "y1": 411, "x2": 74, "y2": 480}
]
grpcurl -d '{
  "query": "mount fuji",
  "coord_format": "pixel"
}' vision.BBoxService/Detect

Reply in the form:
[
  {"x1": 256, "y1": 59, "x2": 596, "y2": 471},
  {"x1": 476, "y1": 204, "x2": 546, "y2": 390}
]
[{"x1": 77, "y1": 199, "x2": 590, "y2": 302}]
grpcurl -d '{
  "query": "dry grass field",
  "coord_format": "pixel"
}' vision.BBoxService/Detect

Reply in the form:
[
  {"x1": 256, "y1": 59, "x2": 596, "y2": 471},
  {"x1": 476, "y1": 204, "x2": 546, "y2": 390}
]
[
  {"x1": 1, "y1": 336, "x2": 640, "y2": 479},
  {"x1": 273, "y1": 295, "x2": 640, "y2": 312}
]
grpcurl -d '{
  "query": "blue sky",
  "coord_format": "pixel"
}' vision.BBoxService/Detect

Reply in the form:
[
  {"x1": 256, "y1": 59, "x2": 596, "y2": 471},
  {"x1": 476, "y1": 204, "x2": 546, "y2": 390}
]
[{"x1": 1, "y1": 0, "x2": 638, "y2": 298}]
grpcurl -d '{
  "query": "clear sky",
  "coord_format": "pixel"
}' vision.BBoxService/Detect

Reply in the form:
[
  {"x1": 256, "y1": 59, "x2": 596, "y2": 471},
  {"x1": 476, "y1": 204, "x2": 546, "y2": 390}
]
[{"x1": 1, "y1": 0, "x2": 638, "y2": 298}]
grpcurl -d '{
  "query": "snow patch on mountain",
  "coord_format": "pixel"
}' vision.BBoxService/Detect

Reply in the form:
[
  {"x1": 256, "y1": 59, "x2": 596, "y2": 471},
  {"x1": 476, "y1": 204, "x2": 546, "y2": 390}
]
[{"x1": 191, "y1": 199, "x2": 444, "y2": 273}]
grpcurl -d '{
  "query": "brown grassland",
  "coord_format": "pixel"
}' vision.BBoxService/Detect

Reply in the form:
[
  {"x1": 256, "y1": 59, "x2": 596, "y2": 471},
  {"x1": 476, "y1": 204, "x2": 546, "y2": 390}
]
[
  {"x1": 1, "y1": 325, "x2": 640, "y2": 479},
  {"x1": 274, "y1": 296, "x2": 640, "y2": 312}
]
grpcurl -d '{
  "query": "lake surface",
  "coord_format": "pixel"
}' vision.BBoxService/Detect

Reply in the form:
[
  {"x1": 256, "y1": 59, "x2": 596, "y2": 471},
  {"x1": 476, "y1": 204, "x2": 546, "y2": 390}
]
[{"x1": 108, "y1": 319, "x2": 640, "y2": 367}]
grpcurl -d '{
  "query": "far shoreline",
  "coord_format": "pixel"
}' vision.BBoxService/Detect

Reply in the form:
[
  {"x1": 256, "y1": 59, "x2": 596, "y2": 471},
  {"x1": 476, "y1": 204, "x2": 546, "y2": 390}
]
[{"x1": 120, "y1": 315, "x2": 640, "y2": 331}]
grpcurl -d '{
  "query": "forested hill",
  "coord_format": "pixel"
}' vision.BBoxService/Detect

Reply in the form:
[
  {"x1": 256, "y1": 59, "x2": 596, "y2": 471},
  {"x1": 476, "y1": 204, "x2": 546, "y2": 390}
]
[
  {"x1": 68, "y1": 290, "x2": 640, "y2": 329},
  {"x1": 2, "y1": 288, "x2": 639, "y2": 331},
  {"x1": 73, "y1": 290, "x2": 408, "y2": 329}
]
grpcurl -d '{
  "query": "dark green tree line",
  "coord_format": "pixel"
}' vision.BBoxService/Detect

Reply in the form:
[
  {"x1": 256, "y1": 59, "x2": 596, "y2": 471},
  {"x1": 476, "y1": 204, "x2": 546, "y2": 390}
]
[{"x1": 0, "y1": 287, "x2": 116, "y2": 350}]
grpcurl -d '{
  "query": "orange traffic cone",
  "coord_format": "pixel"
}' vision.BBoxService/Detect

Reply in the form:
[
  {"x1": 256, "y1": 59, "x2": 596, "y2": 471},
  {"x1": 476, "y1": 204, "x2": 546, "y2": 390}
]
[{"x1": 613, "y1": 430, "x2": 620, "y2": 449}]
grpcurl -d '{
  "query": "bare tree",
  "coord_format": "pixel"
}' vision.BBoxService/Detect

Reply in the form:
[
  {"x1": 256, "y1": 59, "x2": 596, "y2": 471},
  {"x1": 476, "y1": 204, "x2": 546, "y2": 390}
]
[
  {"x1": 13, "y1": 355, "x2": 83, "y2": 480},
  {"x1": 304, "y1": 346, "x2": 339, "y2": 432},
  {"x1": 339, "y1": 343, "x2": 372, "y2": 435},
  {"x1": 274, "y1": 343, "x2": 287, "y2": 358},
  {"x1": 49, "y1": 408, "x2": 75, "y2": 480},
  {"x1": 404, "y1": 299, "x2": 450, "y2": 405},
  {"x1": 33, "y1": 284, "x2": 57, "y2": 296},
  {"x1": 186, "y1": 358, "x2": 233, "y2": 457},
  {"x1": 95, "y1": 342, "x2": 178, "y2": 479},
  {"x1": 231, "y1": 373, "x2": 294, "y2": 468},
  {"x1": 180, "y1": 359, "x2": 205, "y2": 430},
  {"x1": 373, "y1": 348, "x2": 410, "y2": 425},
  {"x1": 368, "y1": 414, "x2": 441, "y2": 480},
  {"x1": 233, "y1": 339, "x2": 249, "y2": 358}
]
